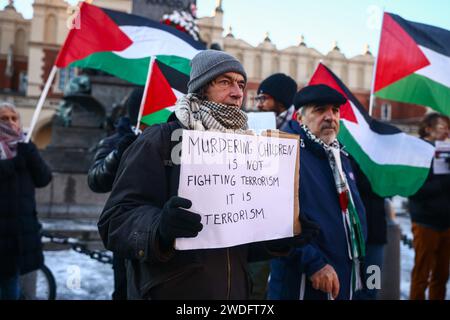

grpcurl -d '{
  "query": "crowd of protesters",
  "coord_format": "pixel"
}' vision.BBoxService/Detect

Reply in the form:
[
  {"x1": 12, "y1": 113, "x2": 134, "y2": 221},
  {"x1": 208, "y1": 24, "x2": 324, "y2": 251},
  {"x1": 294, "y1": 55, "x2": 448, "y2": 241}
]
[{"x1": 1, "y1": 50, "x2": 448, "y2": 301}]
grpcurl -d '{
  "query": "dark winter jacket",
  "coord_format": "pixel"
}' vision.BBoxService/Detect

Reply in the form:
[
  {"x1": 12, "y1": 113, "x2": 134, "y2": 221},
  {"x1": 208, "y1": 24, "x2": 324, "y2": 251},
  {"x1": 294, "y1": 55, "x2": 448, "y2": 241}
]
[
  {"x1": 268, "y1": 120, "x2": 367, "y2": 300},
  {"x1": 0, "y1": 142, "x2": 52, "y2": 279},
  {"x1": 98, "y1": 121, "x2": 281, "y2": 300},
  {"x1": 87, "y1": 117, "x2": 134, "y2": 193},
  {"x1": 409, "y1": 141, "x2": 450, "y2": 231},
  {"x1": 350, "y1": 157, "x2": 387, "y2": 245}
]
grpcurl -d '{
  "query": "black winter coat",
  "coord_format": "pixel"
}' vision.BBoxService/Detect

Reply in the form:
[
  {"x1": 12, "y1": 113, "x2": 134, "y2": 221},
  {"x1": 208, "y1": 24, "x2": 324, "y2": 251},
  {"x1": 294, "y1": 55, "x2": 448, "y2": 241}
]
[
  {"x1": 87, "y1": 117, "x2": 134, "y2": 193},
  {"x1": 98, "y1": 121, "x2": 281, "y2": 300},
  {"x1": 409, "y1": 146, "x2": 450, "y2": 230},
  {"x1": 0, "y1": 142, "x2": 52, "y2": 279}
]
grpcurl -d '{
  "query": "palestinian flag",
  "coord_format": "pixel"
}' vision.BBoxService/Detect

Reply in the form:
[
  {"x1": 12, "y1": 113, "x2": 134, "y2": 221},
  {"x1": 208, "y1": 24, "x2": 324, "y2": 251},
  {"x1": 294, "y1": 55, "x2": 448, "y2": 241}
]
[
  {"x1": 374, "y1": 12, "x2": 450, "y2": 116},
  {"x1": 55, "y1": 2, "x2": 204, "y2": 124},
  {"x1": 310, "y1": 63, "x2": 434, "y2": 197},
  {"x1": 139, "y1": 57, "x2": 190, "y2": 125}
]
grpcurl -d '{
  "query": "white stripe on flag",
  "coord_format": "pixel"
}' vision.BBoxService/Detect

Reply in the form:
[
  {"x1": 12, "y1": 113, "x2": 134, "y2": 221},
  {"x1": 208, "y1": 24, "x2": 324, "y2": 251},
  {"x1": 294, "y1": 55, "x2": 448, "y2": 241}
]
[
  {"x1": 415, "y1": 46, "x2": 450, "y2": 88},
  {"x1": 114, "y1": 26, "x2": 201, "y2": 60},
  {"x1": 342, "y1": 101, "x2": 435, "y2": 168}
]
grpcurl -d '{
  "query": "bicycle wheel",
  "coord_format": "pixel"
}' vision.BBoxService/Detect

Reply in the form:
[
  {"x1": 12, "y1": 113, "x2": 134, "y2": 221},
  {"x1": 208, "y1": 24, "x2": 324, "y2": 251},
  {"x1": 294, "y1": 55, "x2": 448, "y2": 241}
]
[
  {"x1": 21, "y1": 265, "x2": 57, "y2": 300},
  {"x1": 36, "y1": 265, "x2": 57, "y2": 300}
]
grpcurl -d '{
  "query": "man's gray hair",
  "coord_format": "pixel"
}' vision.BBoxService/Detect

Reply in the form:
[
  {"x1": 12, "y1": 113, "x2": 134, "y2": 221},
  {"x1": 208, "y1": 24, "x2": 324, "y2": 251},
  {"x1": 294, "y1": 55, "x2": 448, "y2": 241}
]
[
  {"x1": 298, "y1": 104, "x2": 315, "y2": 116},
  {"x1": 0, "y1": 102, "x2": 20, "y2": 118}
]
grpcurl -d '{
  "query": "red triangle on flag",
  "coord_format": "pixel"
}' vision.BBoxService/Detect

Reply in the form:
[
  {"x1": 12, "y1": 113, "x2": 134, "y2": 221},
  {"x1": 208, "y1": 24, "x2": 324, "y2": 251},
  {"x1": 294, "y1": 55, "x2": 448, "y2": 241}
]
[
  {"x1": 309, "y1": 64, "x2": 358, "y2": 124},
  {"x1": 374, "y1": 13, "x2": 430, "y2": 92},
  {"x1": 142, "y1": 61, "x2": 178, "y2": 117},
  {"x1": 55, "y1": 3, "x2": 132, "y2": 68}
]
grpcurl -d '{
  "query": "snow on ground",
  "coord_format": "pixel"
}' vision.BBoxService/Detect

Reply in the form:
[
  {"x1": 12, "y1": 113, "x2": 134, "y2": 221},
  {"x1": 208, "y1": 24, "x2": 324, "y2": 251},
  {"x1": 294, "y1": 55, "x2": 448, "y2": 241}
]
[
  {"x1": 42, "y1": 212, "x2": 449, "y2": 300},
  {"x1": 44, "y1": 249, "x2": 113, "y2": 300}
]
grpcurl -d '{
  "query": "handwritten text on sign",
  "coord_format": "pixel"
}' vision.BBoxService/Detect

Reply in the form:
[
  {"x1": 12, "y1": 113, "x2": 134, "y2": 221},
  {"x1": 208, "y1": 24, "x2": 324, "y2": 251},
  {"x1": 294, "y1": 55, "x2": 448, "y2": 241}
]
[{"x1": 176, "y1": 130, "x2": 298, "y2": 250}]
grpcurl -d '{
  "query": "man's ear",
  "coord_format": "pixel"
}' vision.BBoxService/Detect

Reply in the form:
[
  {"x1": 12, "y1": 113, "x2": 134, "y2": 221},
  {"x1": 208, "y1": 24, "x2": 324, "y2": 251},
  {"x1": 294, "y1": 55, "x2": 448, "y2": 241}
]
[{"x1": 296, "y1": 110, "x2": 303, "y2": 123}]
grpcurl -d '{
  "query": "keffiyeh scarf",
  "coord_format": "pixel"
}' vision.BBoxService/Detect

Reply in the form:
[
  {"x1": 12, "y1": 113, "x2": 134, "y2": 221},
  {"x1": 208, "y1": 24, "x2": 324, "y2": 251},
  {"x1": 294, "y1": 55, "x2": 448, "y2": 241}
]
[
  {"x1": 301, "y1": 124, "x2": 366, "y2": 296},
  {"x1": 174, "y1": 94, "x2": 248, "y2": 132},
  {"x1": 0, "y1": 121, "x2": 22, "y2": 160}
]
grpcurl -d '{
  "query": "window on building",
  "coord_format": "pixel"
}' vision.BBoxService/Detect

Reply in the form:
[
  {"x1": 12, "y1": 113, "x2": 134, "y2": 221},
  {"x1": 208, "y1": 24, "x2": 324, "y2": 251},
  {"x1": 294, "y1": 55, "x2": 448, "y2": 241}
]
[
  {"x1": 307, "y1": 60, "x2": 315, "y2": 78},
  {"x1": 380, "y1": 103, "x2": 392, "y2": 121},
  {"x1": 357, "y1": 65, "x2": 364, "y2": 89},
  {"x1": 58, "y1": 67, "x2": 77, "y2": 92},
  {"x1": 236, "y1": 53, "x2": 244, "y2": 64},
  {"x1": 244, "y1": 90, "x2": 257, "y2": 112},
  {"x1": 14, "y1": 29, "x2": 26, "y2": 56},
  {"x1": 19, "y1": 72, "x2": 27, "y2": 94},
  {"x1": 272, "y1": 57, "x2": 280, "y2": 73},
  {"x1": 341, "y1": 64, "x2": 348, "y2": 84},
  {"x1": 45, "y1": 14, "x2": 58, "y2": 43},
  {"x1": 290, "y1": 58, "x2": 298, "y2": 80},
  {"x1": 254, "y1": 55, "x2": 262, "y2": 79}
]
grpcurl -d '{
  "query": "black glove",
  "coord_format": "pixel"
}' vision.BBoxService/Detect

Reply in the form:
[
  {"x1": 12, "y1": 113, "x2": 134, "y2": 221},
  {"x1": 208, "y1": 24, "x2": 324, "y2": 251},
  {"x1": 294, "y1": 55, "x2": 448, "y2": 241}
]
[
  {"x1": 266, "y1": 214, "x2": 320, "y2": 251},
  {"x1": 159, "y1": 196, "x2": 203, "y2": 247},
  {"x1": 17, "y1": 142, "x2": 38, "y2": 166},
  {"x1": 13, "y1": 153, "x2": 27, "y2": 170},
  {"x1": 116, "y1": 133, "x2": 137, "y2": 157},
  {"x1": 17, "y1": 142, "x2": 35, "y2": 158}
]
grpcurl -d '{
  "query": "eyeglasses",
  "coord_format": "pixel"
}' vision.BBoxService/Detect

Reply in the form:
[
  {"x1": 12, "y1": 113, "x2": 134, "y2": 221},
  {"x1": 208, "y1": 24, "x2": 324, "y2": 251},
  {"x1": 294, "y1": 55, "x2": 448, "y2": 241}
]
[
  {"x1": 212, "y1": 77, "x2": 246, "y2": 91},
  {"x1": 255, "y1": 95, "x2": 270, "y2": 103}
]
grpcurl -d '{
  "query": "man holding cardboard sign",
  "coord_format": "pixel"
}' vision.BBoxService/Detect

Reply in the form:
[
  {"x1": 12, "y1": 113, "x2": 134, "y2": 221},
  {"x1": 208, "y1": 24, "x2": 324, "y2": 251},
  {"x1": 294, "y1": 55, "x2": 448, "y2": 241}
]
[{"x1": 98, "y1": 50, "x2": 319, "y2": 300}]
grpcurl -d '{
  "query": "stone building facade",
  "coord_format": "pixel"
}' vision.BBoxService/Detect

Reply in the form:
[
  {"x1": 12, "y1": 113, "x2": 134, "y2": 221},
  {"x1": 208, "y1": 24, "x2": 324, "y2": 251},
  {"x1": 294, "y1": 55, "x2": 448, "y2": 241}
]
[{"x1": 0, "y1": 0, "x2": 428, "y2": 147}]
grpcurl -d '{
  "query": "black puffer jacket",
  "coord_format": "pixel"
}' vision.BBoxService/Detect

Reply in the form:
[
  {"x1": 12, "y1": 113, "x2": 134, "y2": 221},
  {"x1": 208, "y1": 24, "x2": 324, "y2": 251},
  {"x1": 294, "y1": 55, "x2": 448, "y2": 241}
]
[
  {"x1": 98, "y1": 121, "x2": 281, "y2": 300},
  {"x1": 0, "y1": 142, "x2": 52, "y2": 279},
  {"x1": 87, "y1": 117, "x2": 134, "y2": 193},
  {"x1": 409, "y1": 153, "x2": 450, "y2": 230}
]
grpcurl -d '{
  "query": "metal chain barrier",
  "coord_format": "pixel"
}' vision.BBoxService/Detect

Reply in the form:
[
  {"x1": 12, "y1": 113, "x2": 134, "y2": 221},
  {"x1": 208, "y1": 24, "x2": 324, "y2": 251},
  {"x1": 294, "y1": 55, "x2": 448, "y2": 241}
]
[
  {"x1": 41, "y1": 231, "x2": 113, "y2": 265},
  {"x1": 400, "y1": 233, "x2": 413, "y2": 249}
]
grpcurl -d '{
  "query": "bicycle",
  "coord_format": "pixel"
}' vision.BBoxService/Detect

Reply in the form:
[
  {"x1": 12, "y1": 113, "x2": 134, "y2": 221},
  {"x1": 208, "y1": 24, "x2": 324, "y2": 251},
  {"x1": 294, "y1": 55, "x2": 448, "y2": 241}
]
[{"x1": 20, "y1": 264, "x2": 56, "y2": 300}]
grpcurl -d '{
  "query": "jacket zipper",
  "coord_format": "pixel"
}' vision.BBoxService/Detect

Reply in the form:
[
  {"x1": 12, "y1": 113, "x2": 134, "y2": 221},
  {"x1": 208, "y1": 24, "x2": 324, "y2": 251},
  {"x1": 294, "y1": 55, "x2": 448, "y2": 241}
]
[{"x1": 227, "y1": 248, "x2": 231, "y2": 299}]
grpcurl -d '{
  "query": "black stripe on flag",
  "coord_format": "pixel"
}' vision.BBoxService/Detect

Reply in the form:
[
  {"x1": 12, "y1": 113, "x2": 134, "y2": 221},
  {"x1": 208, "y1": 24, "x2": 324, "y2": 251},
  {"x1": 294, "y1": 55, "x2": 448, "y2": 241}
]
[
  {"x1": 323, "y1": 64, "x2": 402, "y2": 135},
  {"x1": 102, "y1": 8, "x2": 206, "y2": 51},
  {"x1": 156, "y1": 60, "x2": 189, "y2": 94},
  {"x1": 390, "y1": 13, "x2": 450, "y2": 57}
]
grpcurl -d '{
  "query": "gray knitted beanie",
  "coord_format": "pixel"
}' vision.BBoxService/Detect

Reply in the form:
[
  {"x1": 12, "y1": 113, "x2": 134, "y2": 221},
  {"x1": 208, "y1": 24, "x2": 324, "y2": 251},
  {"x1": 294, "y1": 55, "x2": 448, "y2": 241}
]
[{"x1": 188, "y1": 50, "x2": 247, "y2": 93}]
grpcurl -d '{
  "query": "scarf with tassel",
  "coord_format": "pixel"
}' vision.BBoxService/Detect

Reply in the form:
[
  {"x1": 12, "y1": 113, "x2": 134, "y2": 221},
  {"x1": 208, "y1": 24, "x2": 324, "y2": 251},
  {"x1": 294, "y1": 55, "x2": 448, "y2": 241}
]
[{"x1": 0, "y1": 121, "x2": 22, "y2": 160}]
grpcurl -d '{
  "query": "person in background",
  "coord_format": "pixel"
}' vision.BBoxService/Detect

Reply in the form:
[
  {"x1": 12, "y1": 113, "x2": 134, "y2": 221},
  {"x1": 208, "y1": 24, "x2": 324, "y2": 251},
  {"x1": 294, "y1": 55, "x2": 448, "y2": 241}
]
[
  {"x1": 248, "y1": 73, "x2": 298, "y2": 299},
  {"x1": 409, "y1": 112, "x2": 450, "y2": 300},
  {"x1": 255, "y1": 73, "x2": 298, "y2": 129},
  {"x1": 0, "y1": 102, "x2": 52, "y2": 300},
  {"x1": 87, "y1": 87, "x2": 143, "y2": 300}
]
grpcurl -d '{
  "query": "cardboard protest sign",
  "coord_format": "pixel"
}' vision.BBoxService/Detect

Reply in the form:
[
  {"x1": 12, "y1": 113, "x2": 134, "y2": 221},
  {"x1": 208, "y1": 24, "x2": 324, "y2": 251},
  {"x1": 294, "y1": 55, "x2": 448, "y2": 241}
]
[
  {"x1": 434, "y1": 141, "x2": 450, "y2": 175},
  {"x1": 176, "y1": 129, "x2": 300, "y2": 250},
  {"x1": 246, "y1": 112, "x2": 276, "y2": 134}
]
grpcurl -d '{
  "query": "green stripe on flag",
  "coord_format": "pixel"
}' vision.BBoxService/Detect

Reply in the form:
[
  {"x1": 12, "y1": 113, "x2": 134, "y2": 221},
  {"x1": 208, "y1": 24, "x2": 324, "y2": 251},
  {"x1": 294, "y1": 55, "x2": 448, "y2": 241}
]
[
  {"x1": 71, "y1": 51, "x2": 150, "y2": 85},
  {"x1": 375, "y1": 73, "x2": 450, "y2": 116},
  {"x1": 156, "y1": 55, "x2": 191, "y2": 76},
  {"x1": 339, "y1": 124, "x2": 430, "y2": 197},
  {"x1": 141, "y1": 108, "x2": 172, "y2": 126}
]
